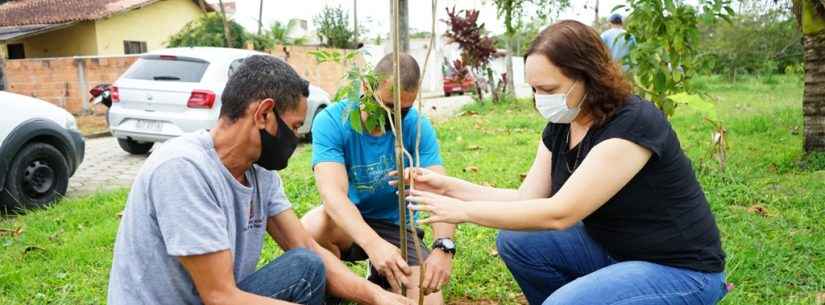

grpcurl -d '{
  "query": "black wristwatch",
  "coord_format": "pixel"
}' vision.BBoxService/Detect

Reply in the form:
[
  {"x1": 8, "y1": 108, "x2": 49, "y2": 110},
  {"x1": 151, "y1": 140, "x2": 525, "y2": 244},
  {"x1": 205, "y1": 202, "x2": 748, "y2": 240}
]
[{"x1": 432, "y1": 238, "x2": 456, "y2": 255}]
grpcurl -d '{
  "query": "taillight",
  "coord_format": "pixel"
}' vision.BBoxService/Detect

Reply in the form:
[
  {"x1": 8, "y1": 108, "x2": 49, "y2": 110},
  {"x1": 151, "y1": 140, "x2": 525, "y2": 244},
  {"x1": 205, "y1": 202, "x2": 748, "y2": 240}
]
[
  {"x1": 111, "y1": 86, "x2": 120, "y2": 103},
  {"x1": 187, "y1": 90, "x2": 216, "y2": 109}
]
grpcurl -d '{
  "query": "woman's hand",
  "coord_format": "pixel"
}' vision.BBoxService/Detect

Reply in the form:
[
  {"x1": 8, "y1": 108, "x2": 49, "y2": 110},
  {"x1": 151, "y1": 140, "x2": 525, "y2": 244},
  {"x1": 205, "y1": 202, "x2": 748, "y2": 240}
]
[
  {"x1": 406, "y1": 190, "x2": 470, "y2": 225},
  {"x1": 389, "y1": 167, "x2": 453, "y2": 195}
]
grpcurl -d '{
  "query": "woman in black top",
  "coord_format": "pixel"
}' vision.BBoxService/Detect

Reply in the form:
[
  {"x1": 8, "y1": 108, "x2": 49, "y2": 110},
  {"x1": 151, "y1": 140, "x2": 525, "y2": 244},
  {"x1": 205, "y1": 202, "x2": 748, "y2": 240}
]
[{"x1": 401, "y1": 20, "x2": 727, "y2": 305}]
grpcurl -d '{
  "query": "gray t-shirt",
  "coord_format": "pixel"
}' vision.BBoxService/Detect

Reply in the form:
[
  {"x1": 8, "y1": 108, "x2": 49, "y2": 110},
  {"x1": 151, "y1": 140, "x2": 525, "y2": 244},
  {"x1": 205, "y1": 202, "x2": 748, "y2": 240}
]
[{"x1": 107, "y1": 130, "x2": 291, "y2": 305}]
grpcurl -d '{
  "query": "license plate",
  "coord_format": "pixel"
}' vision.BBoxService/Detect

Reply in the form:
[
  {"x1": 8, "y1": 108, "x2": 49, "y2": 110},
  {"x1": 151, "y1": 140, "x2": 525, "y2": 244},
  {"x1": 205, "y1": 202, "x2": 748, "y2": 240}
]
[{"x1": 135, "y1": 119, "x2": 163, "y2": 132}]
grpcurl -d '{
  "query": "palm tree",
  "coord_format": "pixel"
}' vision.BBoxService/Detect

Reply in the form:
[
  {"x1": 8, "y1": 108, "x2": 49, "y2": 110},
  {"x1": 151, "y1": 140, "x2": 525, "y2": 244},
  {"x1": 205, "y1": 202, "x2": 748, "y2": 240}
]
[{"x1": 795, "y1": 0, "x2": 825, "y2": 152}]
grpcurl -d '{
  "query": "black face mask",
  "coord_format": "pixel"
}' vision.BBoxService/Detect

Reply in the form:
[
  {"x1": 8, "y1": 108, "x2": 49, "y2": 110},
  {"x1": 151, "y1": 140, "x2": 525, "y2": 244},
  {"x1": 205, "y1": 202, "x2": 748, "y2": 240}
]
[
  {"x1": 384, "y1": 106, "x2": 412, "y2": 131},
  {"x1": 255, "y1": 112, "x2": 298, "y2": 171}
]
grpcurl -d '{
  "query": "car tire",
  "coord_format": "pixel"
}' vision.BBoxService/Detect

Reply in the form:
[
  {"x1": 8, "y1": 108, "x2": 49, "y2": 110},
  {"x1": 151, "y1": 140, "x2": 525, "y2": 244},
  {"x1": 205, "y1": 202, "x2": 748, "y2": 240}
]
[
  {"x1": 1, "y1": 143, "x2": 70, "y2": 212},
  {"x1": 444, "y1": 92, "x2": 451, "y2": 97},
  {"x1": 304, "y1": 106, "x2": 326, "y2": 142},
  {"x1": 117, "y1": 138, "x2": 153, "y2": 155}
]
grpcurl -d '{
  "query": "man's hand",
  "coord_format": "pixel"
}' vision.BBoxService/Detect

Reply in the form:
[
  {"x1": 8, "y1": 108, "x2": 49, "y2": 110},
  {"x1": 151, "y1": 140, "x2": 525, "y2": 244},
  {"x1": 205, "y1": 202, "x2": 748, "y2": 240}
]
[
  {"x1": 365, "y1": 239, "x2": 412, "y2": 291},
  {"x1": 420, "y1": 250, "x2": 453, "y2": 295}
]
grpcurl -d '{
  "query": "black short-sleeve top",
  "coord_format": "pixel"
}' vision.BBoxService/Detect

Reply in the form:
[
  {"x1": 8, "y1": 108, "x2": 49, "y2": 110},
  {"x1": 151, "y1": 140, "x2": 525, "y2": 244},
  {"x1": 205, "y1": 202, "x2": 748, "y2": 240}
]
[{"x1": 542, "y1": 96, "x2": 725, "y2": 273}]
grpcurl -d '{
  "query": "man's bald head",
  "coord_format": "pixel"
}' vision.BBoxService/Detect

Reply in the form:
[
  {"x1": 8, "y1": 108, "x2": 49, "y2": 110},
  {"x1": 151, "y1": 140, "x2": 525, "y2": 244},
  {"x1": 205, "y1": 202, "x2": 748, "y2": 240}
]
[{"x1": 374, "y1": 53, "x2": 421, "y2": 93}]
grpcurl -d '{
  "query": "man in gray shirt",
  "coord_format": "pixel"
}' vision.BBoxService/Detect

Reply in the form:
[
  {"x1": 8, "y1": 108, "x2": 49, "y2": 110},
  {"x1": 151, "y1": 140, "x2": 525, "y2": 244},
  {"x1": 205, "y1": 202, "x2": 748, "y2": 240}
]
[{"x1": 107, "y1": 55, "x2": 412, "y2": 305}]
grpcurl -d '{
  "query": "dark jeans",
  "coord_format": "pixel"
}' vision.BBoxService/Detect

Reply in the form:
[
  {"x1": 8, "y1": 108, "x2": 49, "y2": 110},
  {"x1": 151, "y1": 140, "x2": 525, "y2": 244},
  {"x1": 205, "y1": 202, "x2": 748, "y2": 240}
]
[
  {"x1": 238, "y1": 248, "x2": 326, "y2": 305},
  {"x1": 496, "y1": 223, "x2": 728, "y2": 305}
]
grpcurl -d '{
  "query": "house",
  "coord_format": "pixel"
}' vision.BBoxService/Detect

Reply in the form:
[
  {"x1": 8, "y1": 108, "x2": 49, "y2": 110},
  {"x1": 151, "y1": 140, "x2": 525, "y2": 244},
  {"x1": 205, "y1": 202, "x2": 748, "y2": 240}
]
[{"x1": 0, "y1": 0, "x2": 213, "y2": 59}]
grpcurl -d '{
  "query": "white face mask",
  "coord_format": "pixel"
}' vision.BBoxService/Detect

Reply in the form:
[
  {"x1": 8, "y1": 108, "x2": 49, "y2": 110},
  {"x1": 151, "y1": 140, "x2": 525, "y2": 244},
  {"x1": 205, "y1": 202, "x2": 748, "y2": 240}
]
[{"x1": 534, "y1": 83, "x2": 581, "y2": 123}]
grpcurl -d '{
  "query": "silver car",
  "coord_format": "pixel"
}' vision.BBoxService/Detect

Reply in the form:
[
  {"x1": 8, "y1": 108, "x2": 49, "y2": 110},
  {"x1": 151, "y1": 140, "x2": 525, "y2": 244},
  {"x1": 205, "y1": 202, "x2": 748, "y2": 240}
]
[{"x1": 108, "y1": 47, "x2": 330, "y2": 154}]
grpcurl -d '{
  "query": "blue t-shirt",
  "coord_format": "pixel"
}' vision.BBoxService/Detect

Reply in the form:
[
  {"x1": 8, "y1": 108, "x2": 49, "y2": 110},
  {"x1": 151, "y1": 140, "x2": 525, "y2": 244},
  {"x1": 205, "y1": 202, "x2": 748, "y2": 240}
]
[
  {"x1": 311, "y1": 100, "x2": 443, "y2": 224},
  {"x1": 600, "y1": 28, "x2": 636, "y2": 67}
]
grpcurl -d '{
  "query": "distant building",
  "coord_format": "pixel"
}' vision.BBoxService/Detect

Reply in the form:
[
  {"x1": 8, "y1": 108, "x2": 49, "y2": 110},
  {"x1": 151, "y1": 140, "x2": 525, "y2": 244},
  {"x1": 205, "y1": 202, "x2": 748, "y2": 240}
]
[
  {"x1": 206, "y1": 0, "x2": 235, "y2": 18},
  {"x1": 0, "y1": 0, "x2": 213, "y2": 59}
]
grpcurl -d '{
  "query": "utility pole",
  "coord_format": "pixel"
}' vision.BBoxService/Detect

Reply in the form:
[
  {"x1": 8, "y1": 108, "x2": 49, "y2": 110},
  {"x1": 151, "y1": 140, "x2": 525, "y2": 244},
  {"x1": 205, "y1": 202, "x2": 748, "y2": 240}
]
[
  {"x1": 354, "y1": 0, "x2": 359, "y2": 45},
  {"x1": 594, "y1": 0, "x2": 599, "y2": 26},
  {"x1": 217, "y1": 0, "x2": 233, "y2": 47},
  {"x1": 392, "y1": 0, "x2": 409, "y2": 51},
  {"x1": 257, "y1": 0, "x2": 264, "y2": 35}
]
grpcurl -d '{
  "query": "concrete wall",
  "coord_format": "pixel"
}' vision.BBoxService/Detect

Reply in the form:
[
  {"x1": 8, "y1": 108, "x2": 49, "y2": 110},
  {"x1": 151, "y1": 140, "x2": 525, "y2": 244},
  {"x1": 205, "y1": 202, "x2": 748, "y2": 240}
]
[
  {"x1": 2, "y1": 56, "x2": 137, "y2": 114},
  {"x1": 95, "y1": 0, "x2": 205, "y2": 55}
]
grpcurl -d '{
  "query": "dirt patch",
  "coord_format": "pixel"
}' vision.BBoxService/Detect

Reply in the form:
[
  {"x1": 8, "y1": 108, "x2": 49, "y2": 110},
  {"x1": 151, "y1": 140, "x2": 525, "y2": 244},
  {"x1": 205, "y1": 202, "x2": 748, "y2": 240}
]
[
  {"x1": 75, "y1": 114, "x2": 108, "y2": 136},
  {"x1": 448, "y1": 296, "x2": 527, "y2": 305}
]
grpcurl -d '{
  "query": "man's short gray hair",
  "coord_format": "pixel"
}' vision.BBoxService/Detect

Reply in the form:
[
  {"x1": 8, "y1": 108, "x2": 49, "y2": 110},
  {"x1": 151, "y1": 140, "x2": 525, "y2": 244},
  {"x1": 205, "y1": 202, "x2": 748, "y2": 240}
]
[
  {"x1": 374, "y1": 53, "x2": 421, "y2": 92},
  {"x1": 219, "y1": 55, "x2": 309, "y2": 122}
]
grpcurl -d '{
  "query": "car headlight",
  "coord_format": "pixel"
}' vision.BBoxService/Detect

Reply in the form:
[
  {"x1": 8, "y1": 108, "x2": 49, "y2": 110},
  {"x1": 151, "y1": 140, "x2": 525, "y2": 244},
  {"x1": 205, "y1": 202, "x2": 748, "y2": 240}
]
[{"x1": 65, "y1": 115, "x2": 79, "y2": 131}]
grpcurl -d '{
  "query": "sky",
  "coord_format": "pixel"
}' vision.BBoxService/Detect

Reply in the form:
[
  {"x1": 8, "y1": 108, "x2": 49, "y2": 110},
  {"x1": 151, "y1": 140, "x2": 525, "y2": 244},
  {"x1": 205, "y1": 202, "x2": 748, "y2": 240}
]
[{"x1": 231, "y1": 0, "x2": 629, "y2": 38}]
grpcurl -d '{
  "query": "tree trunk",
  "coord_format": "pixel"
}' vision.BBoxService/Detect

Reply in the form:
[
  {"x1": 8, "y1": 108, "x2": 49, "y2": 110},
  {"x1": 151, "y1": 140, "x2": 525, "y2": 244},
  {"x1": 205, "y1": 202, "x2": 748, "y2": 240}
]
[
  {"x1": 803, "y1": 30, "x2": 825, "y2": 152},
  {"x1": 217, "y1": 0, "x2": 233, "y2": 48},
  {"x1": 505, "y1": 35, "x2": 516, "y2": 95}
]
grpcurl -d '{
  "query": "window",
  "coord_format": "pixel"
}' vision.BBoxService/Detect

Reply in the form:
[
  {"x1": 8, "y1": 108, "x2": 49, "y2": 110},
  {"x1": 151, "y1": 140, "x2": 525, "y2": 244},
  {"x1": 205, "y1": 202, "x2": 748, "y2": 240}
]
[
  {"x1": 7, "y1": 43, "x2": 25, "y2": 59},
  {"x1": 122, "y1": 56, "x2": 209, "y2": 82},
  {"x1": 123, "y1": 41, "x2": 147, "y2": 55}
]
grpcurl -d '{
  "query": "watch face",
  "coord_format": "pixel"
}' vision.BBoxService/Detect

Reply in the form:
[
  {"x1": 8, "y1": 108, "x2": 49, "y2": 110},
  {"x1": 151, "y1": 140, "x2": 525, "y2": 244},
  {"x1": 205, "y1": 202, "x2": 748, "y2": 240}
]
[{"x1": 442, "y1": 239, "x2": 455, "y2": 249}]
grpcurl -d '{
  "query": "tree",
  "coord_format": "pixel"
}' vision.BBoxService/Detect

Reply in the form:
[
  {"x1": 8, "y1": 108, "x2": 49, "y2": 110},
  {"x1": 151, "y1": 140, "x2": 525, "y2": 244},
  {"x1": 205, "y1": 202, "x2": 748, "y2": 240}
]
[
  {"x1": 269, "y1": 21, "x2": 291, "y2": 45},
  {"x1": 167, "y1": 13, "x2": 247, "y2": 49},
  {"x1": 314, "y1": 6, "x2": 356, "y2": 49},
  {"x1": 442, "y1": 7, "x2": 500, "y2": 101},
  {"x1": 794, "y1": 0, "x2": 825, "y2": 152},
  {"x1": 619, "y1": 0, "x2": 733, "y2": 116},
  {"x1": 699, "y1": 6, "x2": 802, "y2": 80},
  {"x1": 493, "y1": 0, "x2": 570, "y2": 94}
]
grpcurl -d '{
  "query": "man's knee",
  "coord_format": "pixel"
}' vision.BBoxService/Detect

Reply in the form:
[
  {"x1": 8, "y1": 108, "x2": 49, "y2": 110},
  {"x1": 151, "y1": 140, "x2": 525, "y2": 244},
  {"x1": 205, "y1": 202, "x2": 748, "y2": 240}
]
[{"x1": 282, "y1": 248, "x2": 326, "y2": 288}]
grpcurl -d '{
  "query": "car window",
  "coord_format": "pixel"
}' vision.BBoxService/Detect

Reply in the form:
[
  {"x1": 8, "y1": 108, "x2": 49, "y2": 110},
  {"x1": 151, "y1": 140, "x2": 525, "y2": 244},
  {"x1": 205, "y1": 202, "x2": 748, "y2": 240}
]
[{"x1": 123, "y1": 56, "x2": 209, "y2": 82}]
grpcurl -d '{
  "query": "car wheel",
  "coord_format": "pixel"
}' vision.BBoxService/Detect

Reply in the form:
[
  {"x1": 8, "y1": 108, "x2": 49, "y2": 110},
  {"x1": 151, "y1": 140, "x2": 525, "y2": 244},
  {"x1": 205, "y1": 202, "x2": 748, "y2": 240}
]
[
  {"x1": 1, "y1": 143, "x2": 70, "y2": 211},
  {"x1": 117, "y1": 138, "x2": 153, "y2": 155},
  {"x1": 304, "y1": 106, "x2": 326, "y2": 142},
  {"x1": 444, "y1": 92, "x2": 451, "y2": 97}
]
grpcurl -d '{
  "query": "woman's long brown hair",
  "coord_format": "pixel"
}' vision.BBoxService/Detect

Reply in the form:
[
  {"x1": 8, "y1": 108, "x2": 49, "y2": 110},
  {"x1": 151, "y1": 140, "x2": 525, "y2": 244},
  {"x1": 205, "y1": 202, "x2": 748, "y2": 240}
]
[{"x1": 525, "y1": 20, "x2": 633, "y2": 128}]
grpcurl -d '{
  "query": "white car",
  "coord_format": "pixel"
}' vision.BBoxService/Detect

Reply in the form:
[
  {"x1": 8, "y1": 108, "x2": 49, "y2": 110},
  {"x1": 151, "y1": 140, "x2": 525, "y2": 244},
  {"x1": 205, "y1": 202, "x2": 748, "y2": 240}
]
[
  {"x1": 0, "y1": 91, "x2": 85, "y2": 211},
  {"x1": 108, "y1": 47, "x2": 331, "y2": 154}
]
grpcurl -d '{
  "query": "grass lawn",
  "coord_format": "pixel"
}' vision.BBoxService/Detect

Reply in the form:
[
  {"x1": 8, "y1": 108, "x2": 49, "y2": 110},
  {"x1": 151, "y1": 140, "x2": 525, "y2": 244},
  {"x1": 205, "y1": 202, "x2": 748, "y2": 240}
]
[{"x1": 1, "y1": 75, "x2": 823, "y2": 305}]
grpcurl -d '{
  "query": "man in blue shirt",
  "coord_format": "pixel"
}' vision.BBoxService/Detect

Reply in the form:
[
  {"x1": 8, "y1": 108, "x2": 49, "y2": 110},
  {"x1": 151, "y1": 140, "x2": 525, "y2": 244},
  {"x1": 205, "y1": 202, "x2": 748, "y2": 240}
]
[
  {"x1": 302, "y1": 53, "x2": 454, "y2": 305},
  {"x1": 601, "y1": 13, "x2": 636, "y2": 70}
]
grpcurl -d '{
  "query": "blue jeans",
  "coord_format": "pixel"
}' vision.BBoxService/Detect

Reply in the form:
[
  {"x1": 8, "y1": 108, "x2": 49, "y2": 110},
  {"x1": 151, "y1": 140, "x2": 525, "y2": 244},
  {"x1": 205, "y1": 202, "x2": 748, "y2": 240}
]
[
  {"x1": 496, "y1": 224, "x2": 727, "y2": 305},
  {"x1": 238, "y1": 248, "x2": 326, "y2": 305}
]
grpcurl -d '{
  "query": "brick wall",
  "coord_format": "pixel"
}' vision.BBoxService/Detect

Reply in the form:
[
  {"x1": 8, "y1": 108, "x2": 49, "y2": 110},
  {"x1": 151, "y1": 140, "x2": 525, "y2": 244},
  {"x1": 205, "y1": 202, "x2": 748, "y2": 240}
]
[
  {"x1": 270, "y1": 45, "x2": 366, "y2": 98},
  {"x1": 2, "y1": 56, "x2": 137, "y2": 114},
  {"x1": 1, "y1": 46, "x2": 360, "y2": 114}
]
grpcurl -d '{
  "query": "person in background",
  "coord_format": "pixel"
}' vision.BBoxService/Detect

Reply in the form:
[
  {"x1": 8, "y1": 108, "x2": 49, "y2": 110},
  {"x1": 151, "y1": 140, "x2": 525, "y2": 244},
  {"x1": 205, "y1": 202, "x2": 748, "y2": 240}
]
[{"x1": 601, "y1": 13, "x2": 636, "y2": 70}]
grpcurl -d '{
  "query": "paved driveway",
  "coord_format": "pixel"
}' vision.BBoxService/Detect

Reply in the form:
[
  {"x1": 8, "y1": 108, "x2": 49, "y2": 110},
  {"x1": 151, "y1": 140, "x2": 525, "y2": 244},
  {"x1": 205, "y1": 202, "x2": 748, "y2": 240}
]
[{"x1": 68, "y1": 137, "x2": 147, "y2": 196}]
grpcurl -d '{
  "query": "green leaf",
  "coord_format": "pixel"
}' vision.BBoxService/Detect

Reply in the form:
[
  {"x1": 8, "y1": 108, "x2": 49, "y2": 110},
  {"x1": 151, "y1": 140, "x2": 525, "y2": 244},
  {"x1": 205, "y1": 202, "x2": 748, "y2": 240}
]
[
  {"x1": 654, "y1": 70, "x2": 667, "y2": 92},
  {"x1": 349, "y1": 105, "x2": 363, "y2": 133}
]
